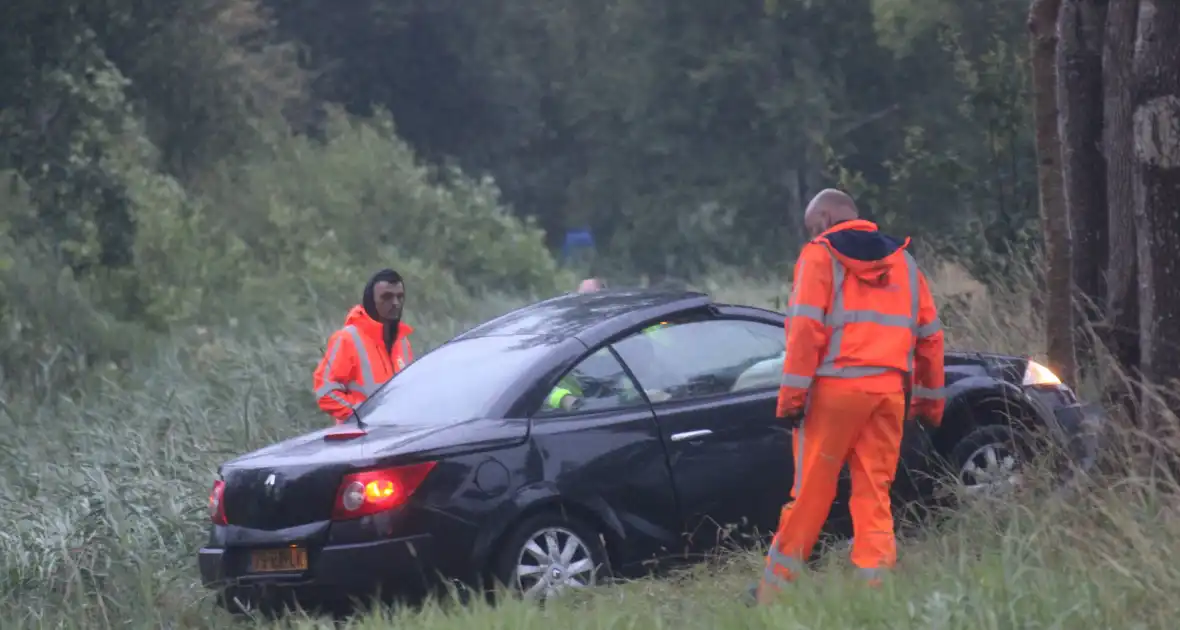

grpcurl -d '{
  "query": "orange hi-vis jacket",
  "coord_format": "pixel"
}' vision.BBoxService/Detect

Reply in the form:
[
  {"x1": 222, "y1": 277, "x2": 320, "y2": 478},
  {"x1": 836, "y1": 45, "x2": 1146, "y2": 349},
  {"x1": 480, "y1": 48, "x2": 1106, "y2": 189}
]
[
  {"x1": 313, "y1": 305, "x2": 415, "y2": 422},
  {"x1": 778, "y1": 220, "x2": 945, "y2": 423}
]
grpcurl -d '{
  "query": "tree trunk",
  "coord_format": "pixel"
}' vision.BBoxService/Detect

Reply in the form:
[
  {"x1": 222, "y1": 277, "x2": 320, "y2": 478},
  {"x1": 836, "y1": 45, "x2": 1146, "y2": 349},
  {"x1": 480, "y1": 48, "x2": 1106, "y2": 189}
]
[
  {"x1": 1132, "y1": 0, "x2": 1180, "y2": 431},
  {"x1": 1102, "y1": 0, "x2": 1140, "y2": 420},
  {"x1": 1058, "y1": 0, "x2": 1110, "y2": 372},
  {"x1": 1029, "y1": 0, "x2": 1079, "y2": 389}
]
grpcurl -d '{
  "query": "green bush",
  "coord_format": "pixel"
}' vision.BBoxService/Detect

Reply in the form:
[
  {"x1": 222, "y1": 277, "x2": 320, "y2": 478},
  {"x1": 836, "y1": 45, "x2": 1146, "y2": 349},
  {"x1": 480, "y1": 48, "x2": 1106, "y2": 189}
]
[
  {"x1": 196, "y1": 107, "x2": 566, "y2": 301},
  {"x1": 0, "y1": 178, "x2": 146, "y2": 394},
  {"x1": 1, "y1": 106, "x2": 570, "y2": 397}
]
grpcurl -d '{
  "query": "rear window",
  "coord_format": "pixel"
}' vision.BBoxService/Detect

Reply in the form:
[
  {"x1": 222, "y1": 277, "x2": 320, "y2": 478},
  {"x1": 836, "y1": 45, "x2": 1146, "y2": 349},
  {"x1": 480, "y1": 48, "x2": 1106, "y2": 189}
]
[{"x1": 357, "y1": 335, "x2": 551, "y2": 426}]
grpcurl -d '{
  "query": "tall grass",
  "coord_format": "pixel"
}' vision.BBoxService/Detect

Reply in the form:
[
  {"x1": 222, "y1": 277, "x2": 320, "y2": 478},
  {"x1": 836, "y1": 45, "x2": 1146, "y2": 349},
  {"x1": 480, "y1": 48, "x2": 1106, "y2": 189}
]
[{"x1": 2, "y1": 260, "x2": 1171, "y2": 629}]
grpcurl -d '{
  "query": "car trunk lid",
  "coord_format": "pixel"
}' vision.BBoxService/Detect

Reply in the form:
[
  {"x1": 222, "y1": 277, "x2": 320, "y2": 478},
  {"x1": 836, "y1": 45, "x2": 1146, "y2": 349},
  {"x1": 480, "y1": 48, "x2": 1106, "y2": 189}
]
[
  {"x1": 220, "y1": 462, "x2": 348, "y2": 531},
  {"x1": 219, "y1": 423, "x2": 446, "y2": 530}
]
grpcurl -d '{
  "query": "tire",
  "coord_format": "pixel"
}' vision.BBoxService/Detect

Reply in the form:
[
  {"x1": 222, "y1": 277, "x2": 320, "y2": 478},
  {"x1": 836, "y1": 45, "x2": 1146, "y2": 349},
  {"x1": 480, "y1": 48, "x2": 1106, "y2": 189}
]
[
  {"x1": 491, "y1": 510, "x2": 611, "y2": 603},
  {"x1": 947, "y1": 424, "x2": 1035, "y2": 500}
]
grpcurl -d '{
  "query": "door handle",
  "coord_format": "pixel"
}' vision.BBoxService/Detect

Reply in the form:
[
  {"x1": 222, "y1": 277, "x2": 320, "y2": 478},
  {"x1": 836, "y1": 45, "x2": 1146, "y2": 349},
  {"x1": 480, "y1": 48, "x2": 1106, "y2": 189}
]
[{"x1": 670, "y1": 429, "x2": 713, "y2": 442}]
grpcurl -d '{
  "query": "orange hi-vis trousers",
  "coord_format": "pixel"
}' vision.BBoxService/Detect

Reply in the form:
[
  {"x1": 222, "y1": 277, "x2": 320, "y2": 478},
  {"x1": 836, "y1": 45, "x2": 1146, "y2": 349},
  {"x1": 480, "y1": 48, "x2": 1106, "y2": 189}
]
[{"x1": 757, "y1": 379, "x2": 907, "y2": 603}]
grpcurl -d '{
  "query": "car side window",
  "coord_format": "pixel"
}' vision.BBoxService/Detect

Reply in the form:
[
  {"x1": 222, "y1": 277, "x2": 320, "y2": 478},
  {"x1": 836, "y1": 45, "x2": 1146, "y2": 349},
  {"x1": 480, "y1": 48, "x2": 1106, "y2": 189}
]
[
  {"x1": 534, "y1": 347, "x2": 649, "y2": 417},
  {"x1": 613, "y1": 318, "x2": 786, "y2": 402}
]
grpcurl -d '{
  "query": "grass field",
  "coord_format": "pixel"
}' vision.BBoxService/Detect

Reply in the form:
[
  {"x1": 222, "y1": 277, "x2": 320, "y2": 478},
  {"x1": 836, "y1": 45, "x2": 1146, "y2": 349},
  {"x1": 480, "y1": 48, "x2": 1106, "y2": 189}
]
[{"x1": 1, "y1": 263, "x2": 1173, "y2": 629}]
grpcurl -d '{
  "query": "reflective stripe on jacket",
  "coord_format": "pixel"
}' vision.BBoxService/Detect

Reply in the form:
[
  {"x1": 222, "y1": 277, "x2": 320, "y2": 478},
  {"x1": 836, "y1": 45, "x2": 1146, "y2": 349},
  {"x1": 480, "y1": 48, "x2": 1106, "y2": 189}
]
[
  {"x1": 778, "y1": 220, "x2": 945, "y2": 423},
  {"x1": 312, "y1": 304, "x2": 415, "y2": 422}
]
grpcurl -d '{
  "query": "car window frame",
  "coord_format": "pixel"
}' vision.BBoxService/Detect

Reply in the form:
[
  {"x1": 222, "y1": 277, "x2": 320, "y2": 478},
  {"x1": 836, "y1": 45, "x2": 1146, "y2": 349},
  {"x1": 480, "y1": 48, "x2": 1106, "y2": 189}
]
[
  {"x1": 529, "y1": 343, "x2": 652, "y2": 420},
  {"x1": 612, "y1": 314, "x2": 787, "y2": 407}
]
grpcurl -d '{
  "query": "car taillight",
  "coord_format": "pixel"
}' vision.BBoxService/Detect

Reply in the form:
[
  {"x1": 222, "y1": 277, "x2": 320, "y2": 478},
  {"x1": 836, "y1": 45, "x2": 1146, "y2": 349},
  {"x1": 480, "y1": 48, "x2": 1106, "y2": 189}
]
[
  {"x1": 209, "y1": 479, "x2": 227, "y2": 525},
  {"x1": 331, "y1": 461, "x2": 437, "y2": 521}
]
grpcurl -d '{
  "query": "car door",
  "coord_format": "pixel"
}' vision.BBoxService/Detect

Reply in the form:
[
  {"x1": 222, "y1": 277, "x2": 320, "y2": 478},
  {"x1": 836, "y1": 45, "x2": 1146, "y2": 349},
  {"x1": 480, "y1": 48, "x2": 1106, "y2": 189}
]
[
  {"x1": 529, "y1": 345, "x2": 686, "y2": 570},
  {"x1": 612, "y1": 316, "x2": 792, "y2": 554}
]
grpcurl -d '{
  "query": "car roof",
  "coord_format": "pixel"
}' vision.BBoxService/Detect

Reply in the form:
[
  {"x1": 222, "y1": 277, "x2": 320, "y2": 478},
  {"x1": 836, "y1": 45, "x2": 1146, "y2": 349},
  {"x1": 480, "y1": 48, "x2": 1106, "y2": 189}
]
[{"x1": 453, "y1": 288, "x2": 714, "y2": 348}]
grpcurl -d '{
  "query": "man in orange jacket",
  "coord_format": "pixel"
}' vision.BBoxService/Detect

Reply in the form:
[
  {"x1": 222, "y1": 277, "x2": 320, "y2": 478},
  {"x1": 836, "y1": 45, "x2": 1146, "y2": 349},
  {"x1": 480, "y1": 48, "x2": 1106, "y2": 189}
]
[
  {"x1": 312, "y1": 269, "x2": 415, "y2": 423},
  {"x1": 754, "y1": 189, "x2": 945, "y2": 604}
]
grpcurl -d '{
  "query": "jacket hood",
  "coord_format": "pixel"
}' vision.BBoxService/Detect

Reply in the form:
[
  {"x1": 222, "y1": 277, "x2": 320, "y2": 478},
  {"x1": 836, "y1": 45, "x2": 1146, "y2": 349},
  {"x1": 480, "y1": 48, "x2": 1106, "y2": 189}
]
[
  {"x1": 815, "y1": 219, "x2": 911, "y2": 288},
  {"x1": 342, "y1": 305, "x2": 414, "y2": 341}
]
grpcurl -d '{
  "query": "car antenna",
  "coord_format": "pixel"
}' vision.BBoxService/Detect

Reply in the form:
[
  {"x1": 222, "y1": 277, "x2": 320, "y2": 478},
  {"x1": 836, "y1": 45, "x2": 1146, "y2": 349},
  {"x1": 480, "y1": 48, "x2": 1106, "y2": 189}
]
[{"x1": 350, "y1": 407, "x2": 367, "y2": 429}]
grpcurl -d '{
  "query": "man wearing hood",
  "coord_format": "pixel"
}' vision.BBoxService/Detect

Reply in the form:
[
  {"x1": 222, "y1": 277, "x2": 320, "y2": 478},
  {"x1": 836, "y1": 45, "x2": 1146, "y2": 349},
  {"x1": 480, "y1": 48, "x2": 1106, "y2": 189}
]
[
  {"x1": 754, "y1": 189, "x2": 945, "y2": 603},
  {"x1": 312, "y1": 269, "x2": 415, "y2": 423}
]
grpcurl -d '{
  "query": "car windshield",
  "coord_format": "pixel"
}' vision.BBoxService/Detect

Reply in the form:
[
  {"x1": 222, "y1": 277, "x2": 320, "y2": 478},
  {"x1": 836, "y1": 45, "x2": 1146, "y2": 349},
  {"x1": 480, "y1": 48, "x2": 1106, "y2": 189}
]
[{"x1": 357, "y1": 334, "x2": 551, "y2": 426}]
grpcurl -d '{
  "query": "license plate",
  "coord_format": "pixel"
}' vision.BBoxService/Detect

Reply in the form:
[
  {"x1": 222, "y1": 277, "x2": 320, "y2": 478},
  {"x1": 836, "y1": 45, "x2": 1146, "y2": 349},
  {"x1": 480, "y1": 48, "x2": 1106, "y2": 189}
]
[{"x1": 249, "y1": 547, "x2": 308, "y2": 573}]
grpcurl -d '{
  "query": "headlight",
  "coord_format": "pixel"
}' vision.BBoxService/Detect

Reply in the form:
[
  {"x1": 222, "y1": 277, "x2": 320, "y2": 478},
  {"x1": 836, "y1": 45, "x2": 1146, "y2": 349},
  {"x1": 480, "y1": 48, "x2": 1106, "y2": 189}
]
[{"x1": 1023, "y1": 359, "x2": 1062, "y2": 386}]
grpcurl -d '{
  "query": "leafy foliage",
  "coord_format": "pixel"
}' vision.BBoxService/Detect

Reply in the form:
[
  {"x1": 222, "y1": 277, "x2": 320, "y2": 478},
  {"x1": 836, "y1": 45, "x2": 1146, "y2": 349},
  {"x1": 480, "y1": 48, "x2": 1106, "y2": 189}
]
[
  {"x1": 0, "y1": 0, "x2": 1046, "y2": 404},
  {"x1": 2, "y1": 0, "x2": 1166, "y2": 626}
]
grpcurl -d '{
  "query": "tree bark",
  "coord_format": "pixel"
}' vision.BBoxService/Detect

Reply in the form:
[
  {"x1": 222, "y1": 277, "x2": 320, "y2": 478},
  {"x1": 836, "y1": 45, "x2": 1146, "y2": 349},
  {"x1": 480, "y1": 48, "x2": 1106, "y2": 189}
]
[
  {"x1": 1102, "y1": 0, "x2": 1140, "y2": 418},
  {"x1": 1029, "y1": 0, "x2": 1079, "y2": 389},
  {"x1": 1058, "y1": 0, "x2": 1109, "y2": 371},
  {"x1": 1132, "y1": 0, "x2": 1180, "y2": 429}
]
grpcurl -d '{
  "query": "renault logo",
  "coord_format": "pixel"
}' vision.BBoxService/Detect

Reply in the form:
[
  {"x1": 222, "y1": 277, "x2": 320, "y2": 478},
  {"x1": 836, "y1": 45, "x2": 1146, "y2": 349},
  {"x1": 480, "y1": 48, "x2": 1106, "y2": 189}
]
[{"x1": 265, "y1": 473, "x2": 277, "y2": 489}]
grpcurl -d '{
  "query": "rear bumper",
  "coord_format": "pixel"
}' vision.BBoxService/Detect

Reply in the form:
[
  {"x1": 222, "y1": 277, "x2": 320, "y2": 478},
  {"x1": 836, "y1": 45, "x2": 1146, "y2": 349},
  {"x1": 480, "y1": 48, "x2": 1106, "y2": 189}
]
[{"x1": 199, "y1": 533, "x2": 437, "y2": 611}]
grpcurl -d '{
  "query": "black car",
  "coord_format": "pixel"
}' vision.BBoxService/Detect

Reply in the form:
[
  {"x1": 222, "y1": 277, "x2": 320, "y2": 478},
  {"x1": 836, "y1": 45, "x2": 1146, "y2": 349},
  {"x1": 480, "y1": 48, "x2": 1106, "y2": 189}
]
[{"x1": 199, "y1": 289, "x2": 1102, "y2": 614}]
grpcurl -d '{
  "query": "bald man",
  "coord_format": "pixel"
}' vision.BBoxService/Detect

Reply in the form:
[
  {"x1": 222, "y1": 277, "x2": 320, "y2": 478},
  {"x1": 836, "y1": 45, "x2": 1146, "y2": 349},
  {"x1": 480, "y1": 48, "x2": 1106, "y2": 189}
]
[
  {"x1": 753, "y1": 189, "x2": 945, "y2": 603},
  {"x1": 576, "y1": 277, "x2": 605, "y2": 293}
]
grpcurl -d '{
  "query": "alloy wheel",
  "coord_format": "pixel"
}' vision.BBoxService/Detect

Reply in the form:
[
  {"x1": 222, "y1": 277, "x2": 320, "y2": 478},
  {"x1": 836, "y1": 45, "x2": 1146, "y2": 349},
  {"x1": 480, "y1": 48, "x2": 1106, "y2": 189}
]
[
  {"x1": 514, "y1": 526, "x2": 598, "y2": 602},
  {"x1": 960, "y1": 443, "x2": 1022, "y2": 496}
]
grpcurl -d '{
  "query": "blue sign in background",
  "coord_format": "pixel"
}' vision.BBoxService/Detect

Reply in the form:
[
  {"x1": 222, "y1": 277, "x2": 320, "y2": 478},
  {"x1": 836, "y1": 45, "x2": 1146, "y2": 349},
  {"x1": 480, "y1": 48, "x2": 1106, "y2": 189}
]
[{"x1": 560, "y1": 228, "x2": 596, "y2": 264}]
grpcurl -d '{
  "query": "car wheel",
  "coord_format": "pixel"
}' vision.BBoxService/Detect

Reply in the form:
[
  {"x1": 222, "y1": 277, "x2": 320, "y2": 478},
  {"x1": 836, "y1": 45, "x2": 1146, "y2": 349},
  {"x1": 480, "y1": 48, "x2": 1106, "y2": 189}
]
[
  {"x1": 948, "y1": 424, "x2": 1033, "y2": 499},
  {"x1": 493, "y1": 510, "x2": 611, "y2": 603}
]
